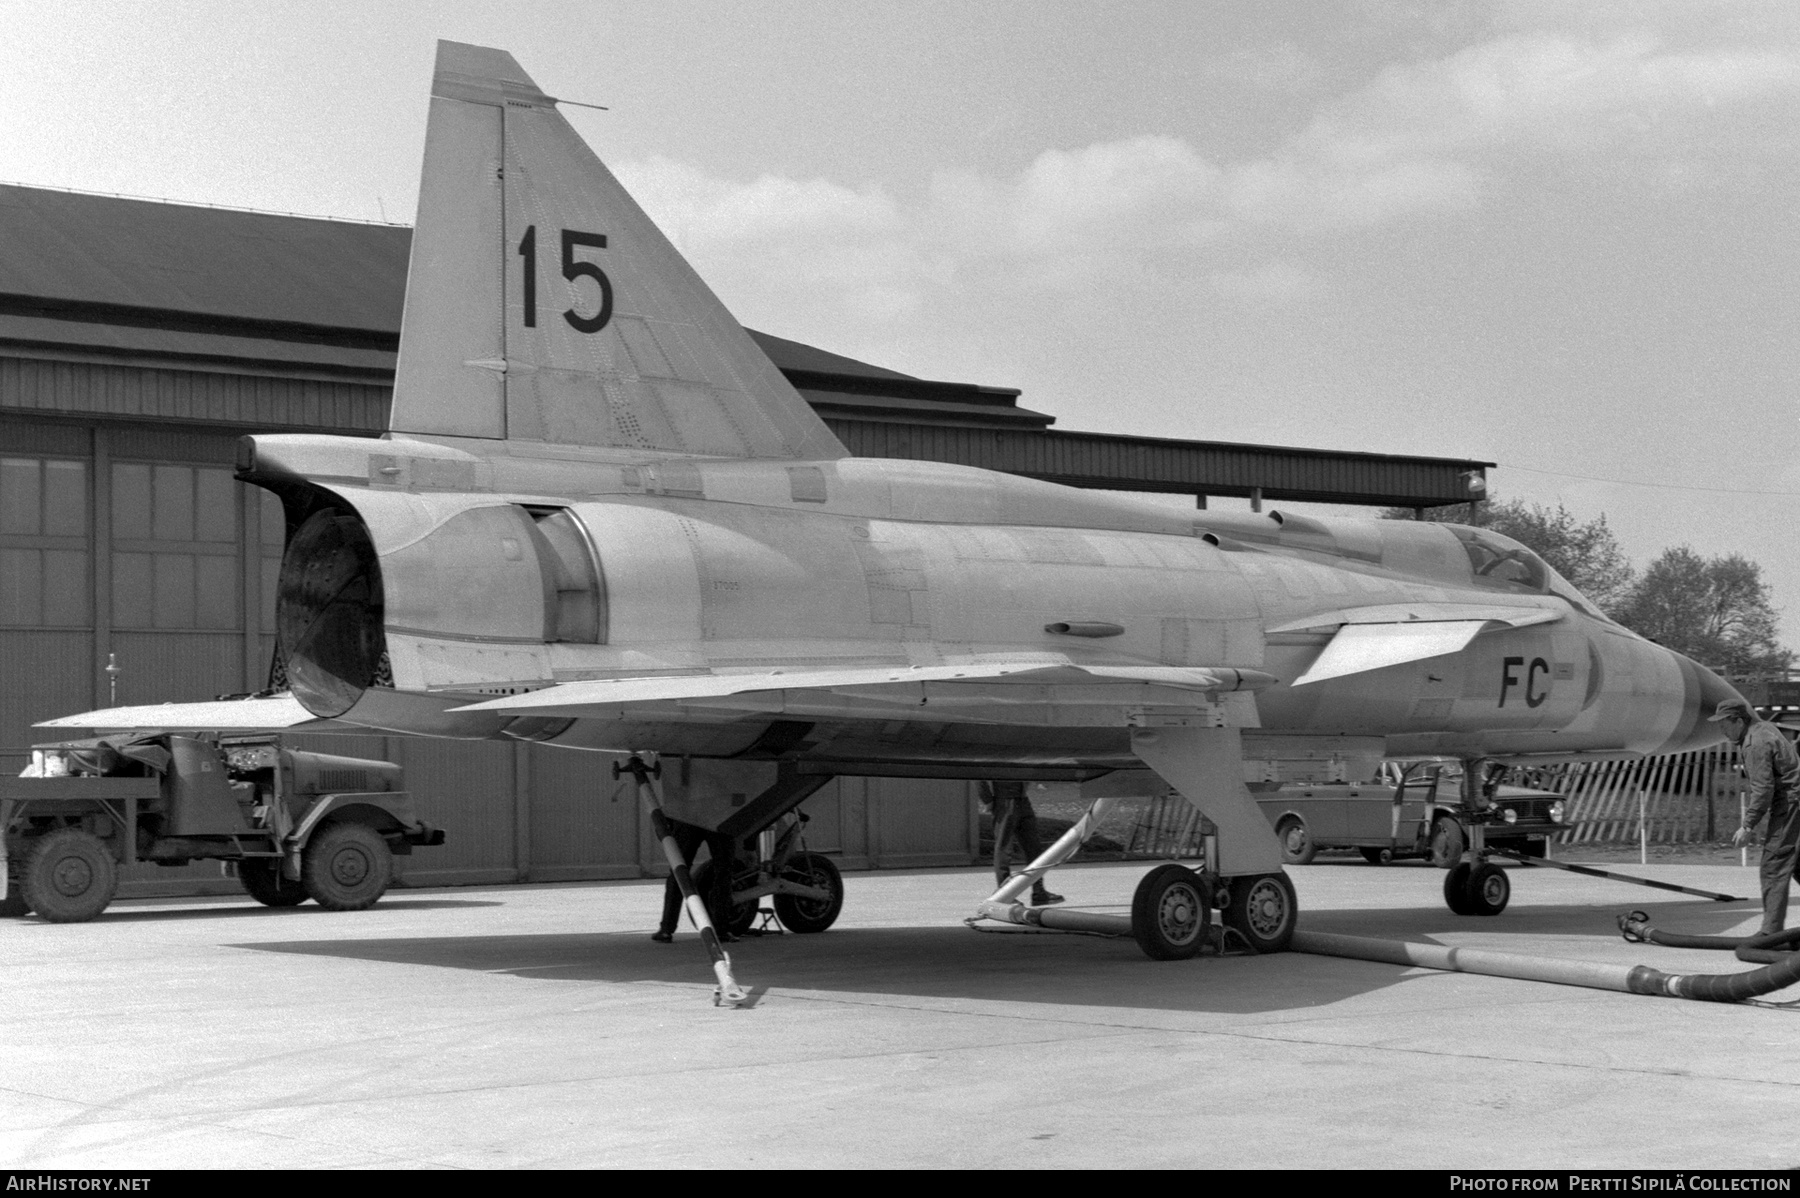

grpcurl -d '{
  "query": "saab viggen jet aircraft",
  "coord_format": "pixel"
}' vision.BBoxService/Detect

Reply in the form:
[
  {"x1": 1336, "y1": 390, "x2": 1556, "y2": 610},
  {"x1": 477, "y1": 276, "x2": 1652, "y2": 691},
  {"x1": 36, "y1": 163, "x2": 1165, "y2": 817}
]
[{"x1": 47, "y1": 42, "x2": 1738, "y2": 973}]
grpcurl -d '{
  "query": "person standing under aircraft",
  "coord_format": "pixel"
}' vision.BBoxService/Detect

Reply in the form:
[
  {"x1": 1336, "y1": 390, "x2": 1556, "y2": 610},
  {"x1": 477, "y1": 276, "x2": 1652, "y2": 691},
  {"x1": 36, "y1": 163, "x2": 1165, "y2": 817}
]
[
  {"x1": 985, "y1": 781, "x2": 1063, "y2": 906},
  {"x1": 1718, "y1": 698, "x2": 1800, "y2": 933},
  {"x1": 652, "y1": 818, "x2": 739, "y2": 943}
]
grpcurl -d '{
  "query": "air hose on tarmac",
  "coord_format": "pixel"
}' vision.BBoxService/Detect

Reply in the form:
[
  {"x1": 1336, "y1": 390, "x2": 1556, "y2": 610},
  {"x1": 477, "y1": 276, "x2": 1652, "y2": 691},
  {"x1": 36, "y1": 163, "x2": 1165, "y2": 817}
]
[
  {"x1": 1291, "y1": 917, "x2": 1800, "y2": 1004},
  {"x1": 1615, "y1": 911, "x2": 1800, "y2": 997}
]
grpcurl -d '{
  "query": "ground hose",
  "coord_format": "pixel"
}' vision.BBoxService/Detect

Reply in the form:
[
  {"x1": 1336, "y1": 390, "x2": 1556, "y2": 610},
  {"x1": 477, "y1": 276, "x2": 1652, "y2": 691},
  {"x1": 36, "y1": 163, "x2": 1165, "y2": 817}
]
[
  {"x1": 1615, "y1": 911, "x2": 1800, "y2": 998},
  {"x1": 1292, "y1": 919, "x2": 1800, "y2": 1005}
]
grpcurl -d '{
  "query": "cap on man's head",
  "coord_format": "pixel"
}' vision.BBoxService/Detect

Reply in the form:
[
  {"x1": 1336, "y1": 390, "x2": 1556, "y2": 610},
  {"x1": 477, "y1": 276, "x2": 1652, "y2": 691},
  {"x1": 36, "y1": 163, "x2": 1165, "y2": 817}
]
[{"x1": 1708, "y1": 698, "x2": 1755, "y2": 723}]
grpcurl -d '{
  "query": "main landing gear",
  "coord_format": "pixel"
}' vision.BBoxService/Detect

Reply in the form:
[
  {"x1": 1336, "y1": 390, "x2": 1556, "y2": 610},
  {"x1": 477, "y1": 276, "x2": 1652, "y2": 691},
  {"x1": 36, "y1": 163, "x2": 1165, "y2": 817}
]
[
  {"x1": 1128, "y1": 865, "x2": 1298, "y2": 960},
  {"x1": 967, "y1": 792, "x2": 1300, "y2": 961}
]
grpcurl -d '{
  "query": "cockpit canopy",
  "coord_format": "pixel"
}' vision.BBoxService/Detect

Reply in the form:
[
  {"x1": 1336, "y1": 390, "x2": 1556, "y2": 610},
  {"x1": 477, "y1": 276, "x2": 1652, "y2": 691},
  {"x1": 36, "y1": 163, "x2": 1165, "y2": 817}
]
[{"x1": 1445, "y1": 525, "x2": 1605, "y2": 619}]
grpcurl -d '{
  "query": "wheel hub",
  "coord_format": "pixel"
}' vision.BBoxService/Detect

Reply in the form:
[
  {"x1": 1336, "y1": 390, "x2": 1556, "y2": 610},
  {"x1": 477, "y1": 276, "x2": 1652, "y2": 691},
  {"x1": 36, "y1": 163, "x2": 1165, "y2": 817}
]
[
  {"x1": 1244, "y1": 880, "x2": 1287, "y2": 937},
  {"x1": 1157, "y1": 884, "x2": 1203, "y2": 945},
  {"x1": 331, "y1": 848, "x2": 370, "y2": 887},
  {"x1": 52, "y1": 856, "x2": 93, "y2": 897}
]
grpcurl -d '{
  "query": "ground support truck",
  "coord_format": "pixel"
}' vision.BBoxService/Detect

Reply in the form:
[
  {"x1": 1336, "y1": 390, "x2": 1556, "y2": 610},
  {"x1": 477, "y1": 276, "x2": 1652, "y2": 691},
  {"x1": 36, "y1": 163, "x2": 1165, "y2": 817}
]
[
  {"x1": 1257, "y1": 758, "x2": 1568, "y2": 868},
  {"x1": 1, "y1": 733, "x2": 443, "y2": 922}
]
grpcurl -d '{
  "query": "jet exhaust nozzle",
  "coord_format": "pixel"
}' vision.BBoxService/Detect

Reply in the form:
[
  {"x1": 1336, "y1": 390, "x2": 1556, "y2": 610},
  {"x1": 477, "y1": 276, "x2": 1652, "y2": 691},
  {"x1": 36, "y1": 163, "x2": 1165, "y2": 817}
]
[{"x1": 278, "y1": 510, "x2": 387, "y2": 718}]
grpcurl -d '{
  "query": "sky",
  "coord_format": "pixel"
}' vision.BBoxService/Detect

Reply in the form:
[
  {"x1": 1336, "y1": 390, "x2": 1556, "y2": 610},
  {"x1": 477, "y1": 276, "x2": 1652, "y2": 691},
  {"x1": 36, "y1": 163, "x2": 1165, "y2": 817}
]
[{"x1": 4, "y1": 1, "x2": 1799, "y2": 644}]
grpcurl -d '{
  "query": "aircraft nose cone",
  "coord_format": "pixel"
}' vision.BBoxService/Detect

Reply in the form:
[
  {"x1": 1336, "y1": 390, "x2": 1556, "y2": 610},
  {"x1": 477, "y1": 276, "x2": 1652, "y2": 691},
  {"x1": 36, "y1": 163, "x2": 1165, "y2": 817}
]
[{"x1": 1662, "y1": 654, "x2": 1747, "y2": 754}]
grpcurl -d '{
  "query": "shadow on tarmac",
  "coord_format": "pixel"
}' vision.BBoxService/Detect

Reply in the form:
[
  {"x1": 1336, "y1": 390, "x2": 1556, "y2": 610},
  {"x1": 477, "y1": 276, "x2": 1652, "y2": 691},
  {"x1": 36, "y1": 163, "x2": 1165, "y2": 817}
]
[
  {"x1": 232, "y1": 922, "x2": 1403, "y2": 1014},
  {"x1": 225, "y1": 892, "x2": 1769, "y2": 1015}
]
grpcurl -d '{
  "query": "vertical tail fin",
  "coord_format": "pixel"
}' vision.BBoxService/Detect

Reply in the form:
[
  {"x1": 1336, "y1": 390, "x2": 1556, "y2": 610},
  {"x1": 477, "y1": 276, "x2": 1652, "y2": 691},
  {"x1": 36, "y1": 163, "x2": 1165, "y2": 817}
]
[{"x1": 391, "y1": 40, "x2": 846, "y2": 460}]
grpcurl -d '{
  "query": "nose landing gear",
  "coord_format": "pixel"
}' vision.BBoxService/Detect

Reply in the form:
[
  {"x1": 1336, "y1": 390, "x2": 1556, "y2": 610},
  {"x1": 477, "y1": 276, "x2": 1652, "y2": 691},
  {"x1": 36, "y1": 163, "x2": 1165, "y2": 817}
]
[{"x1": 1445, "y1": 860, "x2": 1510, "y2": 916}]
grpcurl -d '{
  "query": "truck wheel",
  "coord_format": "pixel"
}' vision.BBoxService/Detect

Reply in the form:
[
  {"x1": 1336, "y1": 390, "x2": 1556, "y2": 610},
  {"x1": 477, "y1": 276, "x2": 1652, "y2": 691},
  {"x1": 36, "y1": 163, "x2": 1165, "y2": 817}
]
[
  {"x1": 1131, "y1": 864, "x2": 1210, "y2": 960},
  {"x1": 1221, "y1": 872, "x2": 1297, "y2": 953},
  {"x1": 772, "y1": 852, "x2": 844, "y2": 933},
  {"x1": 240, "y1": 858, "x2": 308, "y2": 908},
  {"x1": 301, "y1": 822, "x2": 393, "y2": 911},
  {"x1": 1429, "y1": 818, "x2": 1465, "y2": 869},
  {"x1": 1276, "y1": 817, "x2": 1316, "y2": 865},
  {"x1": 691, "y1": 858, "x2": 758, "y2": 935},
  {"x1": 1, "y1": 879, "x2": 30, "y2": 917},
  {"x1": 21, "y1": 829, "x2": 118, "y2": 923},
  {"x1": 1359, "y1": 847, "x2": 1392, "y2": 865}
]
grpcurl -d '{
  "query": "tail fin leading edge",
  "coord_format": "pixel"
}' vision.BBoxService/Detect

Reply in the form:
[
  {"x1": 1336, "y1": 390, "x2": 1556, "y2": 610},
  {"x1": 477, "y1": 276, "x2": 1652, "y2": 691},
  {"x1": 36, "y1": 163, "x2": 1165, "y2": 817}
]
[{"x1": 391, "y1": 40, "x2": 846, "y2": 460}]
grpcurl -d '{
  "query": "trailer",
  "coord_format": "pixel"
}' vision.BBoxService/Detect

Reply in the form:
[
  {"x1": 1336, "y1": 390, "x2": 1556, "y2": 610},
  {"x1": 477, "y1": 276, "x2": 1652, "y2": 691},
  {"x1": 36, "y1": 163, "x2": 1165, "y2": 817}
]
[{"x1": 1, "y1": 733, "x2": 443, "y2": 922}]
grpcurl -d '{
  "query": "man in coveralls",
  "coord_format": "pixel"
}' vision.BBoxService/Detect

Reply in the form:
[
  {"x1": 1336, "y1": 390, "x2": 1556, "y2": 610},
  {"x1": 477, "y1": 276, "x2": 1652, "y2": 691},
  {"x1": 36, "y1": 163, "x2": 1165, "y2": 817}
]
[
  {"x1": 985, "y1": 780, "x2": 1063, "y2": 906},
  {"x1": 1716, "y1": 698, "x2": 1800, "y2": 933},
  {"x1": 651, "y1": 819, "x2": 738, "y2": 943}
]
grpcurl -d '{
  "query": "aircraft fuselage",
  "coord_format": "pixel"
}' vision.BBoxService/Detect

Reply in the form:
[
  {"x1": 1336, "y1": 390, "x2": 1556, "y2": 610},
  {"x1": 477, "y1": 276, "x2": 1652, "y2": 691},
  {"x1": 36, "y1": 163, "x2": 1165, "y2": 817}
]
[{"x1": 245, "y1": 431, "x2": 1731, "y2": 776}]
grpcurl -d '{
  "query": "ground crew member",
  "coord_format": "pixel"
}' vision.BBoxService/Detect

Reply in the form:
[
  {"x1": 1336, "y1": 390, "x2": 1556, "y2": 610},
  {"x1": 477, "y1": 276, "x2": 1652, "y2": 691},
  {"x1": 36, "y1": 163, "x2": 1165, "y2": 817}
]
[
  {"x1": 1715, "y1": 698, "x2": 1800, "y2": 933},
  {"x1": 984, "y1": 780, "x2": 1063, "y2": 906},
  {"x1": 651, "y1": 818, "x2": 738, "y2": 943}
]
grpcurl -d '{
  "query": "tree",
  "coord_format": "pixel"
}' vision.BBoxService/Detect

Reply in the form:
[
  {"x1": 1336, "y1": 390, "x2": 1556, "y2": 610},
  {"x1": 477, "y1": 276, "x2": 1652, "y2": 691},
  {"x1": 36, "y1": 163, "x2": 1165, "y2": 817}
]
[
  {"x1": 1384, "y1": 497, "x2": 1637, "y2": 617},
  {"x1": 1614, "y1": 547, "x2": 1793, "y2": 677}
]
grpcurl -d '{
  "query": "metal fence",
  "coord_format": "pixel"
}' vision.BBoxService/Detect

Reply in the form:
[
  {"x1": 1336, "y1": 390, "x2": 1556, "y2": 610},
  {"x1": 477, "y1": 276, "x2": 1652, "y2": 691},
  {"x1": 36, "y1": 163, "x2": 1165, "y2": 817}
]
[
  {"x1": 1080, "y1": 744, "x2": 1751, "y2": 860},
  {"x1": 1533, "y1": 746, "x2": 1743, "y2": 845}
]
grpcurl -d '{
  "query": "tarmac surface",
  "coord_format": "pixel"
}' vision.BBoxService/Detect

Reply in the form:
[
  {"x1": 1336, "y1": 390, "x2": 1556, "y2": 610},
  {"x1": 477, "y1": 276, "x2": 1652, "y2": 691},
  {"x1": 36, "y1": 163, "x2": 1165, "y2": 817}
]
[{"x1": 3, "y1": 854, "x2": 1797, "y2": 1170}]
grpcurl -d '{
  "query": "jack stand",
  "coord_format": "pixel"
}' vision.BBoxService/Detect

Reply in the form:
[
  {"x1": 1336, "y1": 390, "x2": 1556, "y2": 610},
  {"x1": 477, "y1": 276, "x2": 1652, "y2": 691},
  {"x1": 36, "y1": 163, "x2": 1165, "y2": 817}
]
[
  {"x1": 614, "y1": 754, "x2": 749, "y2": 1008},
  {"x1": 970, "y1": 794, "x2": 1134, "y2": 935}
]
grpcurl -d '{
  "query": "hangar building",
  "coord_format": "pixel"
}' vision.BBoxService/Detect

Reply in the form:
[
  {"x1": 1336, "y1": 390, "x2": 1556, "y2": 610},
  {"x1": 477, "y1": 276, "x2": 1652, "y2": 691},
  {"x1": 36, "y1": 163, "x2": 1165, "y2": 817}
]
[{"x1": 0, "y1": 183, "x2": 1491, "y2": 895}]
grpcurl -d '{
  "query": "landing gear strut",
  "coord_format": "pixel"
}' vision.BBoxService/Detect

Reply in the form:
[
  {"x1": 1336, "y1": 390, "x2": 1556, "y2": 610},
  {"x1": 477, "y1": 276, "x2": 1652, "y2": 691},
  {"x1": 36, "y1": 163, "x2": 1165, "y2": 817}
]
[{"x1": 1443, "y1": 758, "x2": 1510, "y2": 916}]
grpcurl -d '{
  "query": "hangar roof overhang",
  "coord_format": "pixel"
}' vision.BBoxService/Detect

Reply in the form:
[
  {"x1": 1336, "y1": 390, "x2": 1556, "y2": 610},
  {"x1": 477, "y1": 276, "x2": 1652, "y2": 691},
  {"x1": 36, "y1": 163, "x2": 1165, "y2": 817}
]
[{"x1": 0, "y1": 184, "x2": 1490, "y2": 508}]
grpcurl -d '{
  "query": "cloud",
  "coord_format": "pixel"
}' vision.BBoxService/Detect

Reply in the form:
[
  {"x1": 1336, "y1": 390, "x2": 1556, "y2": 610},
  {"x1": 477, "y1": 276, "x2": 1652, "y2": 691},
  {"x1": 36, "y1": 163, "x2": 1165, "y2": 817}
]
[
  {"x1": 1208, "y1": 261, "x2": 1331, "y2": 303},
  {"x1": 1198, "y1": 41, "x2": 1326, "y2": 94},
  {"x1": 611, "y1": 29, "x2": 1800, "y2": 353},
  {"x1": 614, "y1": 156, "x2": 929, "y2": 324},
  {"x1": 1292, "y1": 33, "x2": 1800, "y2": 166}
]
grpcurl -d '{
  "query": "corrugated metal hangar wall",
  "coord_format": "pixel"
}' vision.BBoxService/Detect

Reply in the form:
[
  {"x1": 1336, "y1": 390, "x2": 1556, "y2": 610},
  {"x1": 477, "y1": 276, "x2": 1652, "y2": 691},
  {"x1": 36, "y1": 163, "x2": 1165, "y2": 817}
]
[{"x1": 0, "y1": 184, "x2": 1490, "y2": 896}]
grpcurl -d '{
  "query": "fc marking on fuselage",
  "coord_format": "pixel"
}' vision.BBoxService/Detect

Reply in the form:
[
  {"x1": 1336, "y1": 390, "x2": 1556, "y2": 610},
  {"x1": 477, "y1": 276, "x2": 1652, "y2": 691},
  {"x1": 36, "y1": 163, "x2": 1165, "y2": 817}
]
[{"x1": 1499, "y1": 656, "x2": 1550, "y2": 708}]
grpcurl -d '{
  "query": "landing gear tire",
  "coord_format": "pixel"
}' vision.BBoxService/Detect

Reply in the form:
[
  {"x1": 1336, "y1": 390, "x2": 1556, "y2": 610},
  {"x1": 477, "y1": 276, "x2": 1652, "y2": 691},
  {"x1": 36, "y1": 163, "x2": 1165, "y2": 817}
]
[
  {"x1": 1359, "y1": 847, "x2": 1392, "y2": 865},
  {"x1": 301, "y1": 822, "x2": 393, "y2": 912},
  {"x1": 1429, "y1": 818, "x2": 1465, "y2": 869},
  {"x1": 1463, "y1": 862, "x2": 1510, "y2": 916},
  {"x1": 1443, "y1": 862, "x2": 1475, "y2": 914},
  {"x1": 21, "y1": 829, "x2": 118, "y2": 923},
  {"x1": 772, "y1": 851, "x2": 843, "y2": 933},
  {"x1": 692, "y1": 858, "x2": 759, "y2": 936},
  {"x1": 1276, "y1": 817, "x2": 1315, "y2": 865},
  {"x1": 240, "y1": 858, "x2": 309, "y2": 908},
  {"x1": 1131, "y1": 864, "x2": 1210, "y2": 961},
  {"x1": 1221, "y1": 872, "x2": 1298, "y2": 953}
]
